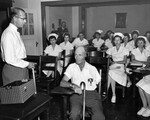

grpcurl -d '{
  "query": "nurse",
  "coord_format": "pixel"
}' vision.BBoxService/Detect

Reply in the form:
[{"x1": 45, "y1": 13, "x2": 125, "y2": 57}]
[
  {"x1": 44, "y1": 33, "x2": 63, "y2": 77},
  {"x1": 59, "y1": 33, "x2": 74, "y2": 67},
  {"x1": 72, "y1": 32, "x2": 89, "y2": 48},
  {"x1": 131, "y1": 36, "x2": 150, "y2": 65},
  {"x1": 106, "y1": 32, "x2": 129, "y2": 103},
  {"x1": 136, "y1": 66, "x2": 150, "y2": 117},
  {"x1": 131, "y1": 36, "x2": 150, "y2": 117},
  {"x1": 92, "y1": 29, "x2": 104, "y2": 51}
]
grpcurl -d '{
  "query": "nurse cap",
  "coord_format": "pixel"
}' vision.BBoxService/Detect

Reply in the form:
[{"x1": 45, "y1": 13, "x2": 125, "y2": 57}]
[
  {"x1": 96, "y1": 29, "x2": 103, "y2": 34},
  {"x1": 47, "y1": 33, "x2": 58, "y2": 40},
  {"x1": 114, "y1": 32, "x2": 124, "y2": 39},
  {"x1": 138, "y1": 36, "x2": 147, "y2": 42},
  {"x1": 131, "y1": 30, "x2": 140, "y2": 35}
]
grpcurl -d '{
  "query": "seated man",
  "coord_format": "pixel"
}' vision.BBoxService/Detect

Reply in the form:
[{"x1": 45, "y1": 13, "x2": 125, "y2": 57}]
[{"x1": 60, "y1": 46, "x2": 105, "y2": 120}]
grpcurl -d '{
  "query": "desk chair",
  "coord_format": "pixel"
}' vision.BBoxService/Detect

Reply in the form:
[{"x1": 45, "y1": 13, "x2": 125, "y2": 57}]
[
  {"x1": 88, "y1": 55, "x2": 109, "y2": 95},
  {"x1": 87, "y1": 51, "x2": 109, "y2": 95},
  {"x1": 61, "y1": 50, "x2": 74, "y2": 74},
  {"x1": 85, "y1": 46, "x2": 97, "y2": 53},
  {"x1": 36, "y1": 55, "x2": 58, "y2": 95},
  {"x1": 87, "y1": 51, "x2": 105, "y2": 58}
]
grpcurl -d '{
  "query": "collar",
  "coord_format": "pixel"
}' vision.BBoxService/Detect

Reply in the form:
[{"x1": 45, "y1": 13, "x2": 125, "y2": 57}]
[
  {"x1": 64, "y1": 41, "x2": 69, "y2": 45},
  {"x1": 114, "y1": 45, "x2": 124, "y2": 51},
  {"x1": 96, "y1": 38, "x2": 101, "y2": 41},
  {"x1": 137, "y1": 47, "x2": 145, "y2": 52},
  {"x1": 79, "y1": 38, "x2": 85, "y2": 41},
  {"x1": 9, "y1": 23, "x2": 18, "y2": 32},
  {"x1": 75, "y1": 61, "x2": 88, "y2": 70}
]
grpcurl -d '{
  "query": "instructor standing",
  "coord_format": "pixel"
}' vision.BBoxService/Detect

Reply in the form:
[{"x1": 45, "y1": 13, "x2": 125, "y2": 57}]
[{"x1": 1, "y1": 7, "x2": 35, "y2": 86}]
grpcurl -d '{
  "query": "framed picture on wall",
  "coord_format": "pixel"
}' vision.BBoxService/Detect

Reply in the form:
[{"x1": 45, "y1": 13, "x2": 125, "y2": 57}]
[{"x1": 115, "y1": 13, "x2": 127, "y2": 28}]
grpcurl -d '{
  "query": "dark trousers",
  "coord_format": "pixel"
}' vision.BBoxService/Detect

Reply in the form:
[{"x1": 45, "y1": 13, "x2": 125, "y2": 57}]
[
  {"x1": 70, "y1": 90, "x2": 105, "y2": 120},
  {"x1": 2, "y1": 64, "x2": 29, "y2": 86}
]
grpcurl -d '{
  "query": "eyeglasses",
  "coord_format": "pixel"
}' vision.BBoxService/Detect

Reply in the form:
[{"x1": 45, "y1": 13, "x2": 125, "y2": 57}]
[{"x1": 15, "y1": 15, "x2": 27, "y2": 21}]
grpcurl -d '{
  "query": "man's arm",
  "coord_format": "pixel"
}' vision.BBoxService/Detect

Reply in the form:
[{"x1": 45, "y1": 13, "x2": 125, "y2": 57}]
[
  {"x1": 60, "y1": 75, "x2": 71, "y2": 88},
  {"x1": 60, "y1": 75, "x2": 82, "y2": 94}
]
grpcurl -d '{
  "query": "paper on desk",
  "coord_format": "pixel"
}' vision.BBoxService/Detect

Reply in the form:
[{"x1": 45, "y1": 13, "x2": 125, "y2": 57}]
[{"x1": 130, "y1": 62, "x2": 143, "y2": 66}]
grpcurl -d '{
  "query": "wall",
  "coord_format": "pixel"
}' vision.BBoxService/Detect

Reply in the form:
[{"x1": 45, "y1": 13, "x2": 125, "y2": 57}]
[
  {"x1": 72, "y1": 7, "x2": 79, "y2": 38},
  {"x1": 46, "y1": 6, "x2": 72, "y2": 37},
  {"x1": 12, "y1": 0, "x2": 28, "y2": 8},
  {"x1": 86, "y1": 4, "x2": 150, "y2": 39}
]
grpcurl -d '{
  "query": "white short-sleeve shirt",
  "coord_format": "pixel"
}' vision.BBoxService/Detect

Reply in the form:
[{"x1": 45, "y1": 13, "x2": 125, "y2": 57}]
[
  {"x1": 121, "y1": 42, "x2": 133, "y2": 52},
  {"x1": 92, "y1": 38, "x2": 104, "y2": 48},
  {"x1": 128, "y1": 40, "x2": 135, "y2": 50},
  {"x1": 44, "y1": 44, "x2": 62, "y2": 56},
  {"x1": 64, "y1": 62, "x2": 101, "y2": 91},
  {"x1": 131, "y1": 48, "x2": 150, "y2": 61},
  {"x1": 106, "y1": 46, "x2": 129, "y2": 61},
  {"x1": 72, "y1": 38, "x2": 89, "y2": 48},
  {"x1": 104, "y1": 39, "x2": 113, "y2": 49},
  {"x1": 59, "y1": 41, "x2": 74, "y2": 55}
]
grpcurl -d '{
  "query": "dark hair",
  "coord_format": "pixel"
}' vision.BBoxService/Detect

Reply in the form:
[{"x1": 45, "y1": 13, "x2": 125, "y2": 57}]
[
  {"x1": 63, "y1": 33, "x2": 70, "y2": 38},
  {"x1": 103, "y1": 30, "x2": 112, "y2": 40},
  {"x1": 135, "y1": 37, "x2": 146, "y2": 48},
  {"x1": 49, "y1": 36, "x2": 57, "y2": 41},
  {"x1": 93, "y1": 32, "x2": 101, "y2": 38},
  {"x1": 10, "y1": 7, "x2": 25, "y2": 20},
  {"x1": 112, "y1": 35, "x2": 123, "y2": 46},
  {"x1": 131, "y1": 31, "x2": 139, "y2": 37},
  {"x1": 123, "y1": 33, "x2": 130, "y2": 40},
  {"x1": 77, "y1": 32, "x2": 84, "y2": 37}
]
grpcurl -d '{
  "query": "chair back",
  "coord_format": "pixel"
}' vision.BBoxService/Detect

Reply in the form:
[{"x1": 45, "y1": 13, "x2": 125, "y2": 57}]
[
  {"x1": 85, "y1": 46, "x2": 97, "y2": 53},
  {"x1": 26, "y1": 55, "x2": 40, "y2": 63},
  {"x1": 26, "y1": 55, "x2": 40, "y2": 78},
  {"x1": 88, "y1": 56, "x2": 109, "y2": 68},
  {"x1": 87, "y1": 51, "x2": 106, "y2": 63},
  {"x1": 87, "y1": 51, "x2": 105, "y2": 58},
  {"x1": 35, "y1": 55, "x2": 58, "y2": 94},
  {"x1": 87, "y1": 54, "x2": 110, "y2": 94},
  {"x1": 39, "y1": 55, "x2": 58, "y2": 80},
  {"x1": 61, "y1": 50, "x2": 74, "y2": 70},
  {"x1": 61, "y1": 50, "x2": 66, "y2": 69}
]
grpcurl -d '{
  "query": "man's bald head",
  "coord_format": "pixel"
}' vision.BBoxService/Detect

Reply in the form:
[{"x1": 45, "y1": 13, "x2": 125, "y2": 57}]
[
  {"x1": 75, "y1": 46, "x2": 86, "y2": 65},
  {"x1": 75, "y1": 46, "x2": 86, "y2": 56}
]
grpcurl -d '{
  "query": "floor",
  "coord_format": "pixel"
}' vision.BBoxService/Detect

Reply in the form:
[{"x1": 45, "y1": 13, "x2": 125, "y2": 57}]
[{"x1": 48, "y1": 86, "x2": 150, "y2": 120}]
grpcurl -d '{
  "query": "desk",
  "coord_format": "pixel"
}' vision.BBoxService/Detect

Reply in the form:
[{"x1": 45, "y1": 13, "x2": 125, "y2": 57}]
[
  {"x1": 131, "y1": 69, "x2": 150, "y2": 76},
  {"x1": 51, "y1": 86, "x2": 74, "y2": 120},
  {"x1": 127, "y1": 63, "x2": 142, "y2": 97},
  {"x1": 0, "y1": 93, "x2": 50, "y2": 120}
]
